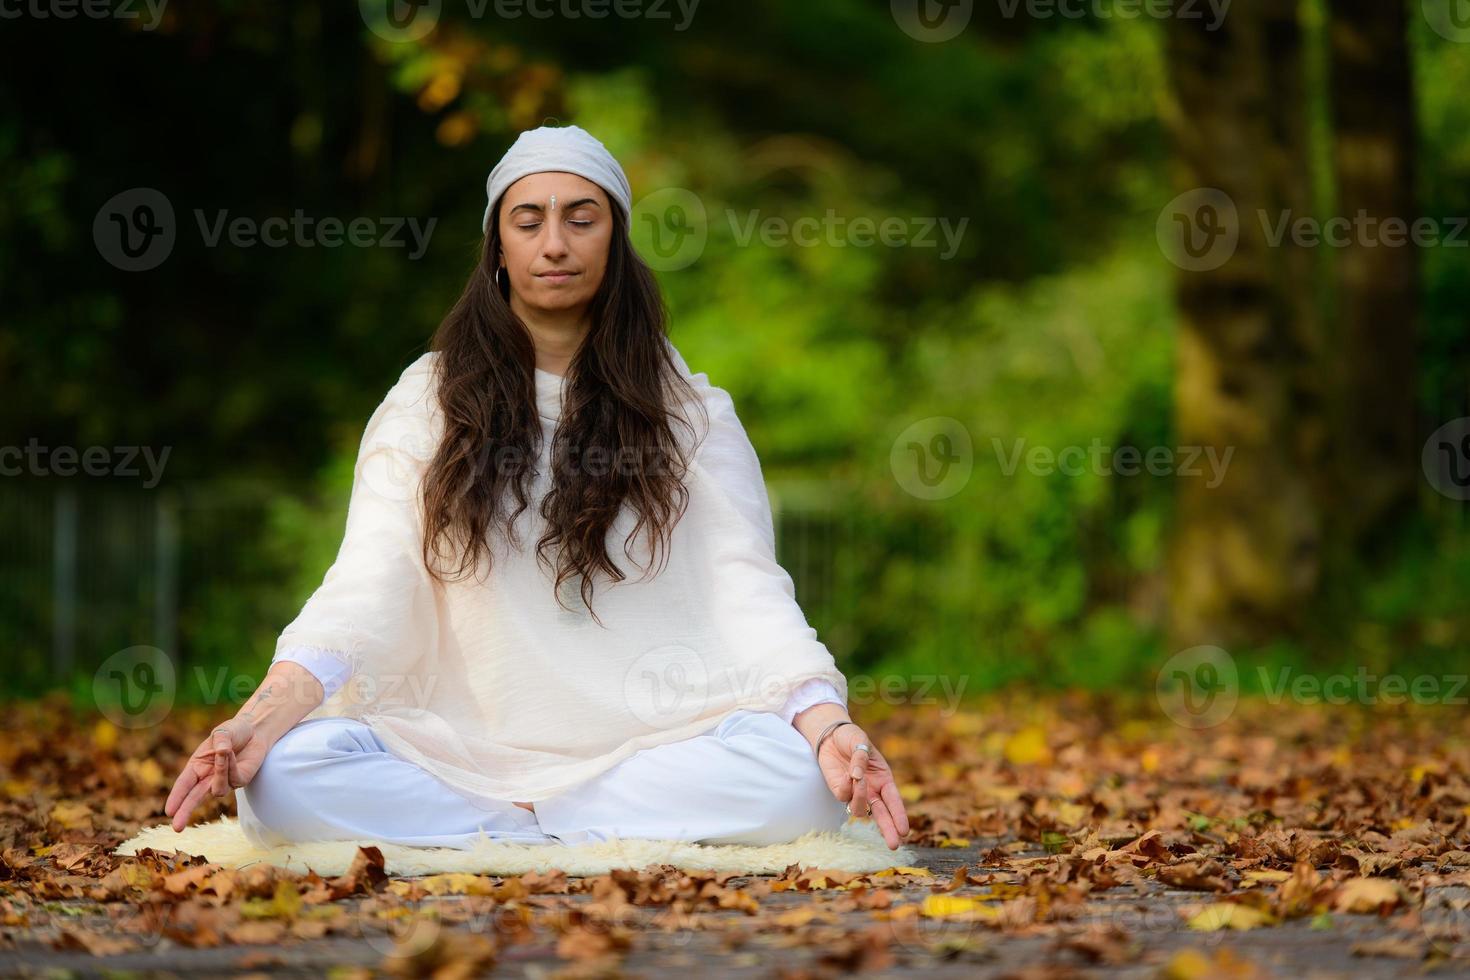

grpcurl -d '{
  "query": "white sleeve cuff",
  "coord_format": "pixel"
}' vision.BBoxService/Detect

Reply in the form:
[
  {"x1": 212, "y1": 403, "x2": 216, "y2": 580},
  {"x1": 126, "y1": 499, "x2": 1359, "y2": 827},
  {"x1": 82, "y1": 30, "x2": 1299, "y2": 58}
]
[
  {"x1": 272, "y1": 645, "x2": 353, "y2": 699},
  {"x1": 777, "y1": 677, "x2": 845, "y2": 725}
]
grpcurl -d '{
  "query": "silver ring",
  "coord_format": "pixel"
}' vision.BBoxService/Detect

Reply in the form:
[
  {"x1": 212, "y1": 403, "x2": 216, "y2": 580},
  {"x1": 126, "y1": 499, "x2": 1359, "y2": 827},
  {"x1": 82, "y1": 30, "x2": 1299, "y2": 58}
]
[{"x1": 855, "y1": 743, "x2": 870, "y2": 753}]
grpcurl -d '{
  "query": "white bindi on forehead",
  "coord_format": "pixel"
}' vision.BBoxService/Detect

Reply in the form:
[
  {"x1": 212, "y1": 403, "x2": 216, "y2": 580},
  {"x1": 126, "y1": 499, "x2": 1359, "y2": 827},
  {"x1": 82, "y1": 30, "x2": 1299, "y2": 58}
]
[{"x1": 549, "y1": 194, "x2": 557, "y2": 211}]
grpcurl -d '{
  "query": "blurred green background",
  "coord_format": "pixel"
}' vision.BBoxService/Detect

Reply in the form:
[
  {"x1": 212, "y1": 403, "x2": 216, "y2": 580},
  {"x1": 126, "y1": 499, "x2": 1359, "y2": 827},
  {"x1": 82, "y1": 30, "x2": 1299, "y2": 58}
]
[{"x1": 1, "y1": 0, "x2": 1466, "y2": 706}]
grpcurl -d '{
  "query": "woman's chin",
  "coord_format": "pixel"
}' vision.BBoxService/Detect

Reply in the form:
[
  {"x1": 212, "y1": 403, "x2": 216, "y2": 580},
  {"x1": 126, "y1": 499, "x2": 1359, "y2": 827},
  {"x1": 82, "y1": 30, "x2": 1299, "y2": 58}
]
[{"x1": 527, "y1": 289, "x2": 590, "y2": 311}]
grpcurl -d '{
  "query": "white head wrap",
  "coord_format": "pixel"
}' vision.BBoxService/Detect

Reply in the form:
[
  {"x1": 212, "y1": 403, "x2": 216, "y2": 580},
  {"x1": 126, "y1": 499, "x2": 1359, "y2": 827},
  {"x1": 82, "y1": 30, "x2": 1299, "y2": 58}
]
[{"x1": 481, "y1": 124, "x2": 633, "y2": 235}]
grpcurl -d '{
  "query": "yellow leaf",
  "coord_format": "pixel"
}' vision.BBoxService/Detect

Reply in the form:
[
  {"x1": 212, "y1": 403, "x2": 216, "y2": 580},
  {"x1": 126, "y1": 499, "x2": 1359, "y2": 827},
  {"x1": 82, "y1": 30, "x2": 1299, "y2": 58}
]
[
  {"x1": 1003, "y1": 726, "x2": 1053, "y2": 767},
  {"x1": 435, "y1": 112, "x2": 477, "y2": 148},
  {"x1": 1140, "y1": 746, "x2": 1161, "y2": 773},
  {"x1": 92, "y1": 719, "x2": 119, "y2": 752},
  {"x1": 414, "y1": 873, "x2": 498, "y2": 896},
  {"x1": 943, "y1": 712, "x2": 986, "y2": 735},
  {"x1": 1187, "y1": 903, "x2": 1273, "y2": 931},
  {"x1": 1161, "y1": 949, "x2": 1260, "y2": 979},
  {"x1": 124, "y1": 758, "x2": 167, "y2": 789},
  {"x1": 1160, "y1": 949, "x2": 1213, "y2": 980},
  {"x1": 937, "y1": 837, "x2": 971, "y2": 848},
  {"x1": 241, "y1": 880, "x2": 303, "y2": 920},
  {"x1": 872, "y1": 866, "x2": 933, "y2": 877},
  {"x1": 1409, "y1": 760, "x2": 1445, "y2": 782},
  {"x1": 417, "y1": 71, "x2": 462, "y2": 112},
  {"x1": 1053, "y1": 802, "x2": 1088, "y2": 826},
  {"x1": 920, "y1": 894, "x2": 998, "y2": 919},
  {"x1": 49, "y1": 801, "x2": 93, "y2": 830},
  {"x1": 1334, "y1": 877, "x2": 1405, "y2": 914},
  {"x1": 1242, "y1": 869, "x2": 1291, "y2": 887},
  {"x1": 899, "y1": 785, "x2": 924, "y2": 803}
]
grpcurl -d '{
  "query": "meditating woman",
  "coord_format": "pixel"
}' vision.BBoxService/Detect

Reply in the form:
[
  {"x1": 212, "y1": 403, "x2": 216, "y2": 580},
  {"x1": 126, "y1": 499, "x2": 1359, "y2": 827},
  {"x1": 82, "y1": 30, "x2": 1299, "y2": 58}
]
[{"x1": 163, "y1": 125, "x2": 911, "y2": 851}]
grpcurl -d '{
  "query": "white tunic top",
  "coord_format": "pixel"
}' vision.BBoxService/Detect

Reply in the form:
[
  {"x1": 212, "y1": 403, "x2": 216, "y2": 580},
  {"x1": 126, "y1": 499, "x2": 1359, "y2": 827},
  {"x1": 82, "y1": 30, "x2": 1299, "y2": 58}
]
[{"x1": 270, "y1": 343, "x2": 848, "y2": 805}]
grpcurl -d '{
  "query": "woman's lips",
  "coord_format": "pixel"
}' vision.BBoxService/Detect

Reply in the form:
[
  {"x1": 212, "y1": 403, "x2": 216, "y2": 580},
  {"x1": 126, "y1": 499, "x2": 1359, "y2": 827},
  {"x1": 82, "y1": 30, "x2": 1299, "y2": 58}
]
[{"x1": 537, "y1": 272, "x2": 576, "y2": 283}]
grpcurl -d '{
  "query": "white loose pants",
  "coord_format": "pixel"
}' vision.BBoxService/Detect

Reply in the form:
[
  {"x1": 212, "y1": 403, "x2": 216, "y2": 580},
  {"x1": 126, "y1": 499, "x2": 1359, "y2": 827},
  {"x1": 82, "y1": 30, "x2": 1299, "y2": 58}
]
[{"x1": 235, "y1": 709, "x2": 850, "y2": 850}]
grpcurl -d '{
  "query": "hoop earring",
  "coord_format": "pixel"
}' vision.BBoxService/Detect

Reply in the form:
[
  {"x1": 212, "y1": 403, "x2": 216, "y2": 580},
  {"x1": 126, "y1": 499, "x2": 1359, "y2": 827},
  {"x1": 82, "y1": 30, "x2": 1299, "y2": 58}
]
[{"x1": 496, "y1": 266, "x2": 508, "y2": 293}]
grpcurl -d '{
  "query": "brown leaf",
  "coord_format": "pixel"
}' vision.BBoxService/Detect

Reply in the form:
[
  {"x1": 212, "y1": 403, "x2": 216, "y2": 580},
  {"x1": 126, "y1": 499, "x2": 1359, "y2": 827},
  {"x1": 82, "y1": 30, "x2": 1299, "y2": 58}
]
[
  {"x1": 52, "y1": 925, "x2": 137, "y2": 956},
  {"x1": 1333, "y1": 877, "x2": 1406, "y2": 914}
]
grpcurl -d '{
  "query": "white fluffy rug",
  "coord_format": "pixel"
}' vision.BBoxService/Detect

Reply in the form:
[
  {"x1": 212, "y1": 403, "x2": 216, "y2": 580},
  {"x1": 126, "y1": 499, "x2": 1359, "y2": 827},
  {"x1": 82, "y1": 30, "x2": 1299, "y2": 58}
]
[{"x1": 113, "y1": 815, "x2": 919, "y2": 878}]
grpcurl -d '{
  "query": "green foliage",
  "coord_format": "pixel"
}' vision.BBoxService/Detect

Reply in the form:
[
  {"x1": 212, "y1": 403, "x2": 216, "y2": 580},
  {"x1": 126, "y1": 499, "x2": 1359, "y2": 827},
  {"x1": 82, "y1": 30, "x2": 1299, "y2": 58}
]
[{"x1": 1, "y1": 3, "x2": 1466, "y2": 697}]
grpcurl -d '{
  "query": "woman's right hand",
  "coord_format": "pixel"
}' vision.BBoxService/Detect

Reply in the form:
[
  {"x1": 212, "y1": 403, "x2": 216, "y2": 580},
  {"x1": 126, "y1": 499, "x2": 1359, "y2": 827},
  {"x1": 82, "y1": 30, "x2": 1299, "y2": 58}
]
[{"x1": 164, "y1": 716, "x2": 270, "y2": 832}]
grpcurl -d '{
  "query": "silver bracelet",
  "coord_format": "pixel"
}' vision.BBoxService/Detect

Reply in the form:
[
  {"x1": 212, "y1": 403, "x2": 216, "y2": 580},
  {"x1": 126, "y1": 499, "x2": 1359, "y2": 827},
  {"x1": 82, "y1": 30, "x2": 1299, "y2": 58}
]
[{"x1": 813, "y1": 719, "x2": 854, "y2": 760}]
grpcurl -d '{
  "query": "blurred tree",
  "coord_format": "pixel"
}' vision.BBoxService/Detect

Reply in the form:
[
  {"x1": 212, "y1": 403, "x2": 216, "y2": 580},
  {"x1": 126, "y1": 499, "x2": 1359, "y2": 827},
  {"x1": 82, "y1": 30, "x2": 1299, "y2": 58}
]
[
  {"x1": 1163, "y1": 0, "x2": 1324, "y2": 648},
  {"x1": 1325, "y1": 0, "x2": 1419, "y2": 544}
]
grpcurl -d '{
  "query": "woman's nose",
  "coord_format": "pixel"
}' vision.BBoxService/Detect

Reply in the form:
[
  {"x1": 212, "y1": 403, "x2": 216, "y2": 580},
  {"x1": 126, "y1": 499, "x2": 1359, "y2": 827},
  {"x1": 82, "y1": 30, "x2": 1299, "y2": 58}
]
[{"x1": 541, "y1": 224, "x2": 569, "y2": 257}]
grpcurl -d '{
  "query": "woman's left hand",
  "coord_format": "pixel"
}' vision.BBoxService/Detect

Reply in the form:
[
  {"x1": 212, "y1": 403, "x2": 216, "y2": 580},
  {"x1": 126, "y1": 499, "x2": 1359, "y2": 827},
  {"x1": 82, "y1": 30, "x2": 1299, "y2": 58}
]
[{"x1": 816, "y1": 723, "x2": 911, "y2": 849}]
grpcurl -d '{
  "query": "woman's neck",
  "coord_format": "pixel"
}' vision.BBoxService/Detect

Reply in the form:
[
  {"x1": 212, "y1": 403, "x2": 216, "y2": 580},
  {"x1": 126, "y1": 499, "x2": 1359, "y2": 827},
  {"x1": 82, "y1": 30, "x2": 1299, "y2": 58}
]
[{"x1": 511, "y1": 297, "x2": 590, "y2": 377}]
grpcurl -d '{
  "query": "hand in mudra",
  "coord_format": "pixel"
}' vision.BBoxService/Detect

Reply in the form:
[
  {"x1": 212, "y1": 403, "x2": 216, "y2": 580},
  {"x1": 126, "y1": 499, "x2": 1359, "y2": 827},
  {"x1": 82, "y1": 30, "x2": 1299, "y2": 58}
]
[
  {"x1": 817, "y1": 723, "x2": 911, "y2": 849},
  {"x1": 165, "y1": 717, "x2": 268, "y2": 832}
]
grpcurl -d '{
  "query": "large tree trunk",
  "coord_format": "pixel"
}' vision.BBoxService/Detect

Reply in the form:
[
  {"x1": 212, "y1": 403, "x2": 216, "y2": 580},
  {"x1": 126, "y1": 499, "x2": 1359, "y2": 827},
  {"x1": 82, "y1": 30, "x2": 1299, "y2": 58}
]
[
  {"x1": 1325, "y1": 0, "x2": 1419, "y2": 546},
  {"x1": 1164, "y1": 0, "x2": 1323, "y2": 649}
]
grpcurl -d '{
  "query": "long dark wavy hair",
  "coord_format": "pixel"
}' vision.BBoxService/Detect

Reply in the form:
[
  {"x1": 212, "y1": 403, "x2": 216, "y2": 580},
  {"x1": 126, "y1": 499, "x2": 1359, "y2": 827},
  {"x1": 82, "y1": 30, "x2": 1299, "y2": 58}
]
[{"x1": 419, "y1": 198, "x2": 705, "y2": 626}]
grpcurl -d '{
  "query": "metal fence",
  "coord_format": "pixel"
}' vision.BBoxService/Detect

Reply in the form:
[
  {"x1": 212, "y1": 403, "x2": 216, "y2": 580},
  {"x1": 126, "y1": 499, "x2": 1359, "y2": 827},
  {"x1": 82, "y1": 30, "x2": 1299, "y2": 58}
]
[{"x1": 1, "y1": 478, "x2": 858, "y2": 693}]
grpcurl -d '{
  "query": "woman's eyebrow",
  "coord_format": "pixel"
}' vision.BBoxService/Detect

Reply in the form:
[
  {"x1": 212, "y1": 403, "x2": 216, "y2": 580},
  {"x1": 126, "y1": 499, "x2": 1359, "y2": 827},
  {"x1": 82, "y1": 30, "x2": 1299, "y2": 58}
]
[{"x1": 509, "y1": 197, "x2": 602, "y2": 215}]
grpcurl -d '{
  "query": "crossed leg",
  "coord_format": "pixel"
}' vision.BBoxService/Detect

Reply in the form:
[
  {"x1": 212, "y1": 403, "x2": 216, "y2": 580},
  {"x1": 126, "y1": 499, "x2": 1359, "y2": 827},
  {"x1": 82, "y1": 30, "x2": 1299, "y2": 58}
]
[
  {"x1": 236, "y1": 709, "x2": 849, "y2": 849},
  {"x1": 235, "y1": 717, "x2": 554, "y2": 850},
  {"x1": 533, "y1": 709, "x2": 850, "y2": 846}
]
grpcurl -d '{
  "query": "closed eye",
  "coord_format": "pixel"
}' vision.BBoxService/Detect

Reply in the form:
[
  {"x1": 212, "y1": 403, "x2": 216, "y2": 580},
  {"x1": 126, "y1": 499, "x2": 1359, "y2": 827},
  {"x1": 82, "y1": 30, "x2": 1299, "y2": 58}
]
[{"x1": 516, "y1": 220, "x2": 595, "y2": 231}]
